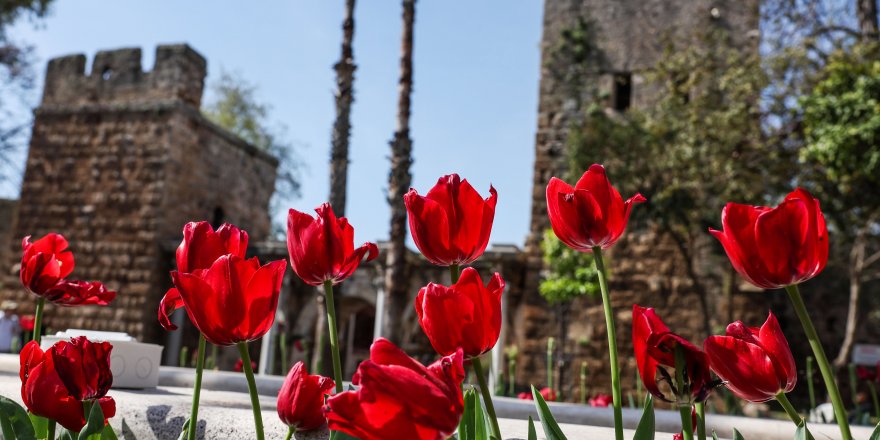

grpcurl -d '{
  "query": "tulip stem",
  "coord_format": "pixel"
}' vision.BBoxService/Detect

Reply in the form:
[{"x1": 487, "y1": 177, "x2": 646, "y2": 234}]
[
  {"x1": 775, "y1": 392, "x2": 803, "y2": 425},
  {"x1": 323, "y1": 280, "x2": 344, "y2": 440},
  {"x1": 784, "y1": 284, "x2": 851, "y2": 440},
  {"x1": 236, "y1": 342, "x2": 265, "y2": 440},
  {"x1": 695, "y1": 402, "x2": 706, "y2": 440},
  {"x1": 678, "y1": 405, "x2": 694, "y2": 440},
  {"x1": 868, "y1": 381, "x2": 880, "y2": 420},
  {"x1": 32, "y1": 297, "x2": 45, "y2": 345},
  {"x1": 187, "y1": 334, "x2": 207, "y2": 440},
  {"x1": 674, "y1": 346, "x2": 694, "y2": 440},
  {"x1": 450, "y1": 264, "x2": 460, "y2": 283},
  {"x1": 284, "y1": 426, "x2": 294, "y2": 440},
  {"x1": 472, "y1": 356, "x2": 502, "y2": 440},
  {"x1": 592, "y1": 246, "x2": 624, "y2": 440},
  {"x1": 47, "y1": 421, "x2": 55, "y2": 440}
]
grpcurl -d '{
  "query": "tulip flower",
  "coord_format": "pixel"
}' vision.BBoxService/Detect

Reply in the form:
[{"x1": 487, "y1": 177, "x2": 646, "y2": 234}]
[
  {"x1": 324, "y1": 338, "x2": 465, "y2": 440},
  {"x1": 546, "y1": 164, "x2": 645, "y2": 440},
  {"x1": 632, "y1": 305, "x2": 716, "y2": 404},
  {"x1": 415, "y1": 267, "x2": 504, "y2": 358},
  {"x1": 703, "y1": 312, "x2": 796, "y2": 403},
  {"x1": 589, "y1": 393, "x2": 613, "y2": 407},
  {"x1": 171, "y1": 255, "x2": 286, "y2": 346},
  {"x1": 159, "y1": 222, "x2": 249, "y2": 331},
  {"x1": 709, "y1": 188, "x2": 827, "y2": 290},
  {"x1": 517, "y1": 391, "x2": 533, "y2": 400},
  {"x1": 234, "y1": 358, "x2": 257, "y2": 373},
  {"x1": 286, "y1": 203, "x2": 378, "y2": 287},
  {"x1": 20, "y1": 233, "x2": 115, "y2": 345},
  {"x1": 546, "y1": 164, "x2": 645, "y2": 252},
  {"x1": 19, "y1": 315, "x2": 35, "y2": 333},
  {"x1": 277, "y1": 362, "x2": 335, "y2": 435},
  {"x1": 19, "y1": 337, "x2": 115, "y2": 431},
  {"x1": 711, "y1": 189, "x2": 851, "y2": 440},
  {"x1": 404, "y1": 174, "x2": 497, "y2": 267}
]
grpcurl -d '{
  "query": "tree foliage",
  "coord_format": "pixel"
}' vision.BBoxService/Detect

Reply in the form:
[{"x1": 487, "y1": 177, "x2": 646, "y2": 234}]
[{"x1": 539, "y1": 229, "x2": 598, "y2": 304}]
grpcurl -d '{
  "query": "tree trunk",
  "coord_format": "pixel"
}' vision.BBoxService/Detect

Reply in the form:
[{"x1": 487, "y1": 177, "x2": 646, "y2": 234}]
[
  {"x1": 328, "y1": 0, "x2": 357, "y2": 216},
  {"x1": 667, "y1": 228, "x2": 714, "y2": 339},
  {"x1": 383, "y1": 0, "x2": 416, "y2": 344},
  {"x1": 857, "y1": 0, "x2": 879, "y2": 40},
  {"x1": 834, "y1": 231, "x2": 867, "y2": 370}
]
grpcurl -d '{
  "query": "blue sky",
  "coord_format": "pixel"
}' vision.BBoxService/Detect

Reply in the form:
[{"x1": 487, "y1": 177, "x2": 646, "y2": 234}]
[{"x1": 7, "y1": 1, "x2": 543, "y2": 246}]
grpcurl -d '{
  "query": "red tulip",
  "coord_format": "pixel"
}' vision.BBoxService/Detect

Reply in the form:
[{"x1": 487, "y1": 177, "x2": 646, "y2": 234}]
[
  {"x1": 20, "y1": 234, "x2": 115, "y2": 306},
  {"x1": 159, "y1": 222, "x2": 249, "y2": 330},
  {"x1": 540, "y1": 387, "x2": 557, "y2": 402},
  {"x1": 324, "y1": 338, "x2": 465, "y2": 440},
  {"x1": 234, "y1": 358, "x2": 257, "y2": 373},
  {"x1": 709, "y1": 188, "x2": 828, "y2": 289},
  {"x1": 415, "y1": 267, "x2": 504, "y2": 357},
  {"x1": 517, "y1": 391, "x2": 533, "y2": 400},
  {"x1": 857, "y1": 365, "x2": 878, "y2": 382},
  {"x1": 404, "y1": 174, "x2": 497, "y2": 266},
  {"x1": 171, "y1": 255, "x2": 286, "y2": 346},
  {"x1": 277, "y1": 361, "x2": 335, "y2": 432},
  {"x1": 589, "y1": 393, "x2": 613, "y2": 407},
  {"x1": 703, "y1": 312, "x2": 797, "y2": 402},
  {"x1": 632, "y1": 305, "x2": 716, "y2": 403},
  {"x1": 546, "y1": 164, "x2": 645, "y2": 252},
  {"x1": 19, "y1": 315, "x2": 35, "y2": 332},
  {"x1": 19, "y1": 337, "x2": 115, "y2": 431},
  {"x1": 287, "y1": 203, "x2": 378, "y2": 286}
]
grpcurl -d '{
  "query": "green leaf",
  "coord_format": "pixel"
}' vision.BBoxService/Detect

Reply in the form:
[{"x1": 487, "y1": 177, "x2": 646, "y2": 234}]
[
  {"x1": 29, "y1": 414, "x2": 48, "y2": 439},
  {"x1": 711, "y1": 431, "x2": 719, "y2": 440},
  {"x1": 0, "y1": 395, "x2": 36, "y2": 440},
  {"x1": 334, "y1": 430, "x2": 360, "y2": 440},
  {"x1": 176, "y1": 418, "x2": 190, "y2": 440},
  {"x1": 78, "y1": 403, "x2": 105, "y2": 439},
  {"x1": 531, "y1": 385, "x2": 567, "y2": 440},
  {"x1": 733, "y1": 427, "x2": 745, "y2": 440},
  {"x1": 632, "y1": 395, "x2": 654, "y2": 440},
  {"x1": 102, "y1": 424, "x2": 118, "y2": 440},
  {"x1": 58, "y1": 428, "x2": 75, "y2": 440},
  {"x1": 472, "y1": 390, "x2": 488, "y2": 440},
  {"x1": 793, "y1": 419, "x2": 815, "y2": 440},
  {"x1": 871, "y1": 420, "x2": 880, "y2": 440},
  {"x1": 527, "y1": 416, "x2": 537, "y2": 440},
  {"x1": 460, "y1": 389, "x2": 476, "y2": 440}
]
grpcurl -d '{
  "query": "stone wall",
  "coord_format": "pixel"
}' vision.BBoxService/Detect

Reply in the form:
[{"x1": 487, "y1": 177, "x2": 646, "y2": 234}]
[{"x1": 4, "y1": 45, "x2": 276, "y2": 345}]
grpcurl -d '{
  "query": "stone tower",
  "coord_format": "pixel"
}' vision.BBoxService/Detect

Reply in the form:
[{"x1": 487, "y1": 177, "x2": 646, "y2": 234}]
[
  {"x1": 7, "y1": 45, "x2": 278, "y2": 344},
  {"x1": 509, "y1": 0, "x2": 762, "y2": 398}
]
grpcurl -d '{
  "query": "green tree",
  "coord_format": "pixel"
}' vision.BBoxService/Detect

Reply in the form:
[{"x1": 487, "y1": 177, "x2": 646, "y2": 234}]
[
  {"x1": 799, "y1": 43, "x2": 880, "y2": 368},
  {"x1": 202, "y1": 71, "x2": 301, "y2": 235}
]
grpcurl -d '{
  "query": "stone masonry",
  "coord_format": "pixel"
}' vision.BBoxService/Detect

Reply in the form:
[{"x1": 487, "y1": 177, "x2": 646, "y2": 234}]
[{"x1": 4, "y1": 45, "x2": 277, "y2": 345}]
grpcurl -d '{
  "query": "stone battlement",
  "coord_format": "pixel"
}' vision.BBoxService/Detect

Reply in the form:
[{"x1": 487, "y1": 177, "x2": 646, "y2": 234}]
[{"x1": 42, "y1": 44, "x2": 206, "y2": 108}]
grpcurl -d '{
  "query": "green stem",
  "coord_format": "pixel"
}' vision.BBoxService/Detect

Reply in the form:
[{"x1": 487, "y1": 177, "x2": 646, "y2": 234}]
[
  {"x1": 323, "y1": 280, "x2": 344, "y2": 440},
  {"x1": 508, "y1": 360, "x2": 515, "y2": 397},
  {"x1": 547, "y1": 337, "x2": 554, "y2": 392},
  {"x1": 776, "y1": 392, "x2": 803, "y2": 425},
  {"x1": 592, "y1": 246, "x2": 624, "y2": 440},
  {"x1": 284, "y1": 426, "x2": 294, "y2": 440},
  {"x1": 580, "y1": 361, "x2": 588, "y2": 405},
  {"x1": 674, "y1": 345, "x2": 694, "y2": 440},
  {"x1": 695, "y1": 402, "x2": 706, "y2": 440},
  {"x1": 47, "y1": 420, "x2": 55, "y2": 440},
  {"x1": 868, "y1": 381, "x2": 880, "y2": 420},
  {"x1": 784, "y1": 284, "x2": 852, "y2": 440},
  {"x1": 806, "y1": 356, "x2": 817, "y2": 410},
  {"x1": 236, "y1": 342, "x2": 265, "y2": 440},
  {"x1": 848, "y1": 364, "x2": 859, "y2": 408},
  {"x1": 472, "y1": 357, "x2": 502, "y2": 440},
  {"x1": 33, "y1": 297, "x2": 45, "y2": 345},
  {"x1": 450, "y1": 264, "x2": 460, "y2": 284},
  {"x1": 187, "y1": 334, "x2": 206, "y2": 440}
]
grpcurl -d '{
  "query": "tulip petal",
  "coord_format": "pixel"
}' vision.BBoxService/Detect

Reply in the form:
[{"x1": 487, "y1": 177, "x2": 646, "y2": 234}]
[
  {"x1": 704, "y1": 335, "x2": 781, "y2": 402},
  {"x1": 406, "y1": 189, "x2": 454, "y2": 265},
  {"x1": 755, "y1": 199, "x2": 810, "y2": 286},
  {"x1": 757, "y1": 312, "x2": 797, "y2": 393},
  {"x1": 242, "y1": 259, "x2": 286, "y2": 342},
  {"x1": 158, "y1": 288, "x2": 184, "y2": 331}
]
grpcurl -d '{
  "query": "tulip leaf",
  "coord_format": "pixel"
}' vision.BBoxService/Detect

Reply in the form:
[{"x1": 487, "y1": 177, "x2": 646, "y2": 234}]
[
  {"x1": 733, "y1": 427, "x2": 745, "y2": 440},
  {"x1": 176, "y1": 418, "x2": 190, "y2": 440},
  {"x1": 78, "y1": 403, "x2": 105, "y2": 439},
  {"x1": 793, "y1": 420, "x2": 815, "y2": 440},
  {"x1": 460, "y1": 388, "x2": 476, "y2": 440},
  {"x1": 527, "y1": 416, "x2": 537, "y2": 440},
  {"x1": 473, "y1": 390, "x2": 489, "y2": 440},
  {"x1": 711, "y1": 431, "x2": 720, "y2": 440},
  {"x1": 0, "y1": 395, "x2": 36, "y2": 440},
  {"x1": 632, "y1": 395, "x2": 654, "y2": 440},
  {"x1": 871, "y1": 420, "x2": 880, "y2": 440},
  {"x1": 334, "y1": 430, "x2": 360, "y2": 440},
  {"x1": 531, "y1": 385, "x2": 568, "y2": 440},
  {"x1": 58, "y1": 428, "x2": 75, "y2": 440},
  {"x1": 28, "y1": 414, "x2": 48, "y2": 440},
  {"x1": 102, "y1": 423, "x2": 119, "y2": 440}
]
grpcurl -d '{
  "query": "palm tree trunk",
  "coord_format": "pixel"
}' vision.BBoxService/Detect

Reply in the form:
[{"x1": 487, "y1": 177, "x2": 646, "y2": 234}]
[
  {"x1": 834, "y1": 230, "x2": 867, "y2": 370},
  {"x1": 329, "y1": 0, "x2": 357, "y2": 216},
  {"x1": 857, "y1": 0, "x2": 879, "y2": 40},
  {"x1": 383, "y1": 0, "x2": 416, "y2": 344}
]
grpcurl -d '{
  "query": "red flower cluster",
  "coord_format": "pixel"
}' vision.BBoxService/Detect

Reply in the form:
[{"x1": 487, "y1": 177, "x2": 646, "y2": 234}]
[
  {"x1": 588, "y1": 393, "x2": 613, "y2": 407},
  {"x1": 516, "y1": 387, "x2": 556, "y2": 402},
  {"x1": 325, "y1": 338, "x2": 465, "y2": 440},
  {"x1": 20, "y1": 337, "x2": 115, "y2": 431},
  {"x1": 20, "y1": 233, "x2": 115, "y2": 306},
  {"x1": 277, "y1": 362, "x2": 334, "y2": 432}
]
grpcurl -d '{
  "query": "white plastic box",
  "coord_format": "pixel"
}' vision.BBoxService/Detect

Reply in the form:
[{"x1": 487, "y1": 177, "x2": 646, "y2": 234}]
[{"x1": 41, "y1": 329, "x2": 164, "y2": 389}]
